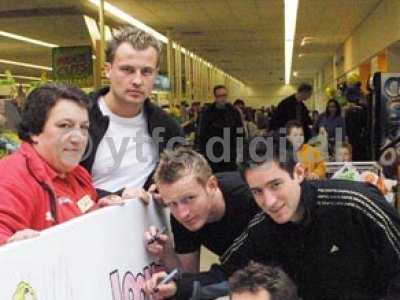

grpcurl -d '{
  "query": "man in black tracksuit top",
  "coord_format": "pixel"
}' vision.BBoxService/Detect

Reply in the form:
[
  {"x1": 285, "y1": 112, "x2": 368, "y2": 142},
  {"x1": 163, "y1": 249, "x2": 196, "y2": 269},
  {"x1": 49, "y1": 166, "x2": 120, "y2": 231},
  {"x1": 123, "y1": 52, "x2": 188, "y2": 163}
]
[
  {"x1": 146, "y1": 138, "x2": 400, "y2": 300},
  {"x1": 145, "y1": 148, "x2": 260, "y2": 274}
]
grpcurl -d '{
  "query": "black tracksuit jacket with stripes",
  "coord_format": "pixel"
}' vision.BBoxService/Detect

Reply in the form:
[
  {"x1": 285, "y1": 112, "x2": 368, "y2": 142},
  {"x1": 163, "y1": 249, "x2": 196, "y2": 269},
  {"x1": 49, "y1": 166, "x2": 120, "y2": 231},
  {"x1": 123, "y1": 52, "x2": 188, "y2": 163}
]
[{"x1": 175, "y1": 180, "x2": 400, "y2": 300}]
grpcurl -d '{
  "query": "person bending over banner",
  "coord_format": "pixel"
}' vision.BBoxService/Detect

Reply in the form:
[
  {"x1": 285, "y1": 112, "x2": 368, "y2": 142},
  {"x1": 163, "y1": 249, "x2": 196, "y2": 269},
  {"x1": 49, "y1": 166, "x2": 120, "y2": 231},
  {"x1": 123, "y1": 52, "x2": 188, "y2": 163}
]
[
  {"x1": 0, "y1": 84, "x2": 124, "y2": 245},
  {"x1": 145, "y1": 137, "x2": 400, "y2": 300},
  {"x1": 144, "y1": 147, "x2": 261, "y2": 273}
]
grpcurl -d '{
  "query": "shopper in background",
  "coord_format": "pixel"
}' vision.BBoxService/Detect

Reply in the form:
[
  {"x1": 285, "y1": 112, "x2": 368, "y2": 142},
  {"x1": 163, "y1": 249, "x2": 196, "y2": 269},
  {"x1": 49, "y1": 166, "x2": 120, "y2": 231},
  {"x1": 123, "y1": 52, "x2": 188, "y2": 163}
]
[
  {"x1": 335, "y1": 142, "x2": 353, "y2": 162},
  {"x1": 311, "y1": 110, "x2": 319, "y2": 127},
  {"x1": 4, "y1": 84, "x2": 24, "y2": 132},
  {"x1": 197, "y1": 85, "x2": 244, "y2": 172},
  {"x1": 81, "y1": 27, "x2": 184, "y2": 198},
  {"x1": 286, "y1": 120, "x2": 326, "y2": 180},
  {"x1": 229, "y1": 261, "x2": 298, "y2": 300},
  {"x1": 344, "y1": 83, "x2": 370, "y2": 161},
  {"x1": 233, "y1": 99, "x2": 259, "y2": 140},
  {"x1": 182, "y1": 101, "x2": 203, "y2": 147},
  {"x1": 0, "y1": 114, "x2": 19, "y2": 159},
  {"x1": 314, "y1": 99, "x2": 346, "y2": 156},
  {"x1": 270, "y1": 83, "x2": 313, "y2": 141},
  {"x1": 0, "y1": 84, "x2": 124, "y2": 245}
]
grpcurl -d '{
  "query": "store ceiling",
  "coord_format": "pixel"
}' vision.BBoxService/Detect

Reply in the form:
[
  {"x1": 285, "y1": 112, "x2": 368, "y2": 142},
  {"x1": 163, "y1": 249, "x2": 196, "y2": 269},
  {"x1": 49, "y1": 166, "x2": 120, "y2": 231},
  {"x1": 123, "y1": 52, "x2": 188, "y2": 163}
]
[{"x1": 0, "y1": 0, "x2": 382, "y2": 89}]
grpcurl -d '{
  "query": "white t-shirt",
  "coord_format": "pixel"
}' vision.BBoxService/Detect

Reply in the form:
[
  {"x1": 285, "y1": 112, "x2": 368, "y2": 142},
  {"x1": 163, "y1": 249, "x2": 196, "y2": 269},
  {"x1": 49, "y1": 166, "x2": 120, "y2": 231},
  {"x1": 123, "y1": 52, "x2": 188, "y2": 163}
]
[{"x1": 91, "y1": 98, "x2": 158, "y2": 192}]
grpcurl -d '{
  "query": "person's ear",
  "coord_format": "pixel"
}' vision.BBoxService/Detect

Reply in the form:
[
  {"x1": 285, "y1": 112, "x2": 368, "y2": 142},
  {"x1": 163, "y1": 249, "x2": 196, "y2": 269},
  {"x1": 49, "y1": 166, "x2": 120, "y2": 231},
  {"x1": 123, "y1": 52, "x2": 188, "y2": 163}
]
[
  {"x1": 293, "y1": 163, "x2": 306, "y2": 183},
  {"x1": 104, "y1": 62, "x2": 112, "y2": 79},
  {"x1": 205, "y1": 175, "x2": 218, "y2": 194},
  {"x1": 30, "y1": 134, "x2": 39, "y2": 144}
]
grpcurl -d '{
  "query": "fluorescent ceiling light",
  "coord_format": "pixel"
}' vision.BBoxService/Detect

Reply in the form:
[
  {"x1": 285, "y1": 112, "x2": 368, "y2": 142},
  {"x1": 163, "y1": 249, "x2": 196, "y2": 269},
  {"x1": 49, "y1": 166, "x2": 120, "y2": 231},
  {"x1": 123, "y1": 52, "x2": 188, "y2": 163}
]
[
  {"x1": 0, "y1": 73, "x2": 42, "y2": 81},
  {"x1": 84, "y1": 15, "x2": 100, "y2": 47},
  {"x1": 88, "y1": 0, "x2": 168, "y2": 44},
  {"x1": 84, "y1": 15, "x2": 113, "y2": 44},
  {"x1": 0, "y1": 30, "x2": 58, "y2": 48},
  {"x1": 284, "y1": 0, "x2": 299, "y2": 85},
  {"x1": 88, "y1": 1, "x2": 243, "y2": 84},
  {"x1": 300, "y1": 37, "x2": 317, "y2": 47},
  {"x1": 0, "y1": 59, "x2": 52, "y2": 71},
  {"x1": 105, "y1": 25, "x2": 113, "y2": 41}
]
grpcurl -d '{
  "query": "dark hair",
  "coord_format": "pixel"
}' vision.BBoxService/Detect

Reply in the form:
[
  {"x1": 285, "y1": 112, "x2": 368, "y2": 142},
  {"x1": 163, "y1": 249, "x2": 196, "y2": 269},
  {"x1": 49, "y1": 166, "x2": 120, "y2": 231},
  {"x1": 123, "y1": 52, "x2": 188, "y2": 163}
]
[
  {"x1": 229, "y1": 261, "x2": 298, "y2": 300},
  {"x1": 233, "y1": 99, "x2": 245, "y2": 106},
  {"x1": 105, "y1": 26, "x2": 162, "y2": 66},
  {"x1": 244, "y1": 107, "x2": 254, "y2": 122},
  {"x1": 238, "y1": 134, "x2": 297, "y2": 178},
  {"x1": 18, "y1": 84, "x2": 89, "y2": 142},
  {"x1": 325, "y1": 99, "x2": 341, "y2": 117},
  {"x1": 297, "y1": 83, "x2": 313, "y2": 93},
  {"x1": 213, "y1": 85, "x2": 227, "y2": 96},
  {"x1": 285, "y1": 120, "x2": 303, "y2": 135}
]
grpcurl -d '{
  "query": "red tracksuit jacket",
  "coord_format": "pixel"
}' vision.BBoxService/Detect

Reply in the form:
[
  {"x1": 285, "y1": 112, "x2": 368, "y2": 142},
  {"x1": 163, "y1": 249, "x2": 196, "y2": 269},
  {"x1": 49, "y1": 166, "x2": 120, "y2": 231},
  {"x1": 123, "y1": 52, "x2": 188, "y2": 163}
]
[{"x1": 0, "y1": 142, "x2": 98, "y2": 245}]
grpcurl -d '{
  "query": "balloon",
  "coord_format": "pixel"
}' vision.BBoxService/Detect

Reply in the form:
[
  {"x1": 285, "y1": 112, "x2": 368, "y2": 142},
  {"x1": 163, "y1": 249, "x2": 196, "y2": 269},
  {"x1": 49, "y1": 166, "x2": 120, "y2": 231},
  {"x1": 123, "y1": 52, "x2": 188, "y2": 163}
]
[
  {"x1": 347, "y1": 73, "x2": 360, "y2": 85},
  {"x1": 325, "y1": 87, "x2": 336, "y2": 98},
  {"x1": 336, "y1": 95, "x2": 348, "y2": 107}
]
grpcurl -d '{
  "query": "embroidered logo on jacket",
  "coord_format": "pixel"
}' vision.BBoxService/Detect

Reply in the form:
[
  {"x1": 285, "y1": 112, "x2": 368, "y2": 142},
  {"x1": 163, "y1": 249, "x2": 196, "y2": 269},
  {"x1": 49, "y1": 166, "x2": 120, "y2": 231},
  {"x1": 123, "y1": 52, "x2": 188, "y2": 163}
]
[{"x1": 330, "y1": 245, "x2": 340, "y2": 253}]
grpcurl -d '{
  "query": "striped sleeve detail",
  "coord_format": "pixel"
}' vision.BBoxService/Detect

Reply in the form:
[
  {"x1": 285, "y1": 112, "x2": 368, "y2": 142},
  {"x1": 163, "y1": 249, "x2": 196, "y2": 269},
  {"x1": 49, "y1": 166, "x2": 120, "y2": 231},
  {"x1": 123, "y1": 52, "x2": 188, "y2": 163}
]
[
  {"x1": 219, "y1": 212, "x2": 266, "y2": 264},
  {"x1": 317, "y1": 188, "x2": 400, "y2": 259}
]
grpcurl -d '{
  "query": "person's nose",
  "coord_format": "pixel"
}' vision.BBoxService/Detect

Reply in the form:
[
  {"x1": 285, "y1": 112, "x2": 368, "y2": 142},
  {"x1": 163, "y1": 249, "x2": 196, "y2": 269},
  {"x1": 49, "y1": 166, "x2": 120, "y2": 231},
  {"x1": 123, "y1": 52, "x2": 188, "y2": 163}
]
[
  {"x1": 261, "y1": 189, "x2": 278, "y2": 209},
  {"x1": 69, "y1": 128, "x2": 87, "y2": 145},
  {"x1": 131, "y1": 70, "x2": 143, "y2": 86},
  {"x1": 175, "y1": 203, "x2": 191, "y2": 220}
]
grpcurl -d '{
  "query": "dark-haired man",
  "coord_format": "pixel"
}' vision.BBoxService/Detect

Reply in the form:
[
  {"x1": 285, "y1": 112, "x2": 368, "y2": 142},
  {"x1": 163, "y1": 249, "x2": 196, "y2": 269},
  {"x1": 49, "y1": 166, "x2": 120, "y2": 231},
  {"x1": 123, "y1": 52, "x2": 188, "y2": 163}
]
[
  {"x1": 229, "y1": 261, "x2": 298, "y2": 300},
  {"x1": 81, "y1": 27, "x2": 184, "y2": 197},
  {"x1": 146, "y1": 137, "x2": 400, "y2": 300},
  {"x1": 270, "y1": 83, "x2": 313, "y2": 141},
  {"x1": 197, "y1": 85, "x2": 244, "y2": 173}
]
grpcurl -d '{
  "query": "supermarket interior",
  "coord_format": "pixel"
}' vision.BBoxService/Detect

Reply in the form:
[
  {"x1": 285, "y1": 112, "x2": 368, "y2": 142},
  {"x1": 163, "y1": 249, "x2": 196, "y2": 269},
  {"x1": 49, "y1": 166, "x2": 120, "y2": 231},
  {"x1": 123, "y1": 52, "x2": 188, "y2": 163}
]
[{"x1": 2, "y1": 1, "x2": 400, "y2": 299}]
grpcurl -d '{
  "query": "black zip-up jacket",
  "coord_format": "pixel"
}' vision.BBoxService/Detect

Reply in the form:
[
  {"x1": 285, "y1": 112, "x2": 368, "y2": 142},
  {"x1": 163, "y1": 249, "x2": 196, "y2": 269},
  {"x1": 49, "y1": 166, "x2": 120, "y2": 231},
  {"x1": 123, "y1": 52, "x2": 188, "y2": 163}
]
[
  {"x1": 175, "y1": 180, "x2": 400, "y2": 300},
  {"x1": 196, "y1": 102, "x2": 244, "y2": 172},
  {"x1": 270, "y1": 94, "x2": 312, "y2": 141},
  {"x1": 80, "y1": 87, "x2": 185, "y2": 194}
]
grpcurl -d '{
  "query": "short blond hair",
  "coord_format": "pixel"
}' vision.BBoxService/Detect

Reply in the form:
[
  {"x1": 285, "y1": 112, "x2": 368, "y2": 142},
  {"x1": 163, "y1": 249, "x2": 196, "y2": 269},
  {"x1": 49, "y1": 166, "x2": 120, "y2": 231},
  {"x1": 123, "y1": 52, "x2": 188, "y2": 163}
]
[
  {"x1": 154, "y1": 148, "x2": 212, "y2": 186},
  {"x1": 106, "y1": 26, "x2": 162, "y2": 67}
]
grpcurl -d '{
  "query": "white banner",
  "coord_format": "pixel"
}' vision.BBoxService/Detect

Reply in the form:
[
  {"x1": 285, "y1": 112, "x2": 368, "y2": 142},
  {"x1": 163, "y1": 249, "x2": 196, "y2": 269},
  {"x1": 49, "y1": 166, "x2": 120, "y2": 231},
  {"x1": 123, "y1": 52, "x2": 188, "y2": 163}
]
[{"x1": 0, "y1": 199, "x2": 168, "y2": 300}]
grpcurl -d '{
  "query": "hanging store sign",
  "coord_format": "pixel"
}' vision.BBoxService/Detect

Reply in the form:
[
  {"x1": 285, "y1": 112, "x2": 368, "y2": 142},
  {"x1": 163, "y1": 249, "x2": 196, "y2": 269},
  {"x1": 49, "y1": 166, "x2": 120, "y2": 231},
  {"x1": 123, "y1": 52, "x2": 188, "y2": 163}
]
[{"x1": 52, "y1": 46, "x2": 93, "y2": 87}]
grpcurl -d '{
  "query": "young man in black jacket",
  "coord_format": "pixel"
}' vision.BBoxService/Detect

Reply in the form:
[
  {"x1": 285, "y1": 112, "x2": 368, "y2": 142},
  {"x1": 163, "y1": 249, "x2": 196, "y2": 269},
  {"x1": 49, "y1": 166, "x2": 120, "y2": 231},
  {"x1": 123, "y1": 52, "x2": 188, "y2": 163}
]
[
  {"x1": 146, "y1": 137, "x2": 400, "y2": 300},
  {"x1": 80, "y1": 27, "x2": 184, "y2": 197},
  {"x1": 144, "y1": 148, "x2": 260, "y2": 273}
]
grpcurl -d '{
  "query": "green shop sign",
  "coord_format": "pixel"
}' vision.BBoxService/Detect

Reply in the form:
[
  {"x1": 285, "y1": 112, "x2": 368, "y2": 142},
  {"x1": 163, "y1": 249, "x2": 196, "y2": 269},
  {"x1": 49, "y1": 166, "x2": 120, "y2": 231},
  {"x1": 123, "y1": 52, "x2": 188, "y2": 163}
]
[{"x1": 52, "y1": 46, "x2": 93, "y2": 87}]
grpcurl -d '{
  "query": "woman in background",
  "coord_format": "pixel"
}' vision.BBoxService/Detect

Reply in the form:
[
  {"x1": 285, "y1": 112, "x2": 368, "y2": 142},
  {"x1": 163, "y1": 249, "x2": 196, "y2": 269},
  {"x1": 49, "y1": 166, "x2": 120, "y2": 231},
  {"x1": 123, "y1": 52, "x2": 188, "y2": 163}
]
[{"x1": 314, "y1": 99, "x2": 346, "y2": 155}]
